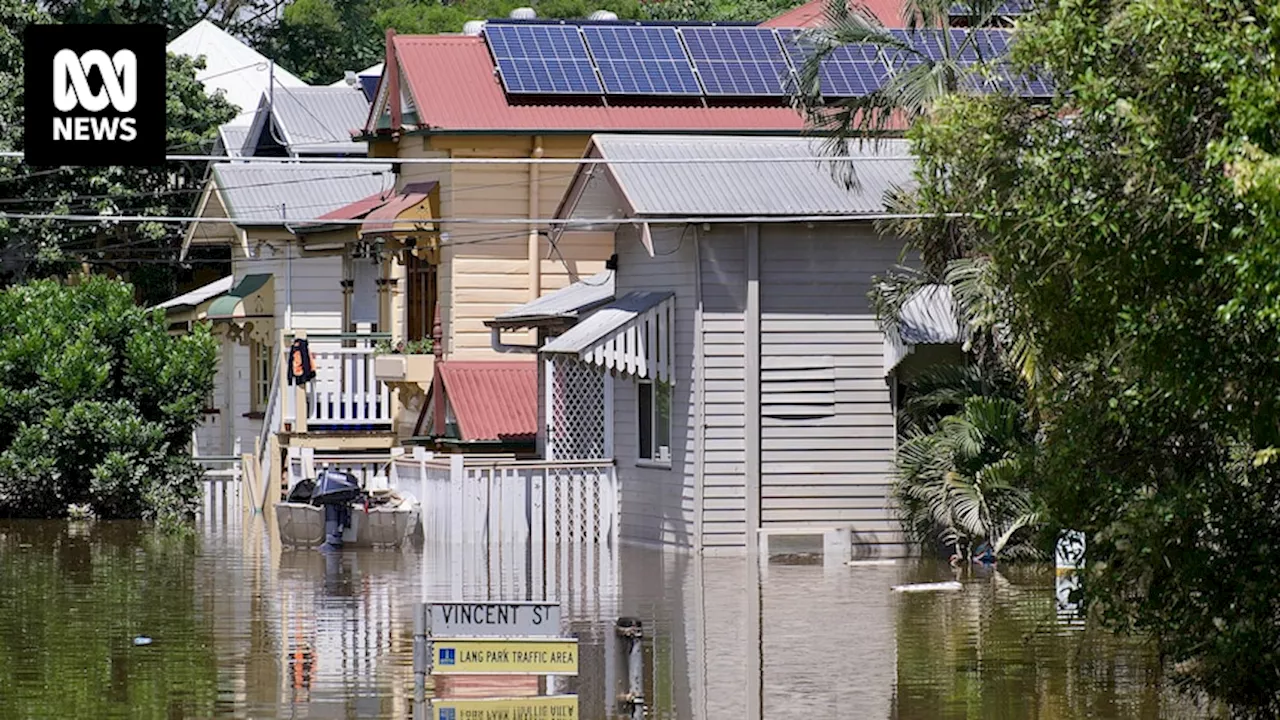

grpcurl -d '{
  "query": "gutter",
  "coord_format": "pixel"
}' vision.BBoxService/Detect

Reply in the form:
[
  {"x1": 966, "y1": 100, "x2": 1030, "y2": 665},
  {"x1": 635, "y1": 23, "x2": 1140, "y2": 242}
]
[{"x1": 490, "y1": 326, "x2": 538, "y2": 354}]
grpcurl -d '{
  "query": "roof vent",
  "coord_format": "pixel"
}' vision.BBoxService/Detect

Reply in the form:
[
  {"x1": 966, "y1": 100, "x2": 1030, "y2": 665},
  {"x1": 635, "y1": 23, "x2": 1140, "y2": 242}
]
[
  {"x1": 509, "y1": 7, "x2": 536, "y2": 19},
  {"x1": 588, "y1": 9, "x2": 618, "y2": 20},
  {"x1": 463, "y1": 20, "x2": 486, "y2": 35}
]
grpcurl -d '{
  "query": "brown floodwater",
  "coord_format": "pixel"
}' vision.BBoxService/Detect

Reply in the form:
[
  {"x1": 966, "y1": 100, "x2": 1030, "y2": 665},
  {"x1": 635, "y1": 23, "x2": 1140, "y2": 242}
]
[{"x1": 0, "y1": 518, "x2": 1211, "y2": 719}]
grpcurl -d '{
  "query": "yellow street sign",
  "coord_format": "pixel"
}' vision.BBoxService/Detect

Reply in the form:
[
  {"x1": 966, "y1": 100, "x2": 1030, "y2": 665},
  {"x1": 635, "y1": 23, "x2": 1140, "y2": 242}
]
[
  {"x1": 432, "y1": 638, "x2": 578, "y2": 675},
  {"x1": 431, "y1": 695, "x2": 579, "y2": 720}
]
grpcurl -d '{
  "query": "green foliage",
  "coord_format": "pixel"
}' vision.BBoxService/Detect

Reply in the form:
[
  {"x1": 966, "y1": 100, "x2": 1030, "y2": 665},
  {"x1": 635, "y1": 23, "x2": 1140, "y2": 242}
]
[
  {"x1": 374, "y1": 337, "x2": 434, "y2": 355},
  {"x1": 0, "y1": 278, "x2": 216, "y2": 522},
  {"x1": 904, "y1": 0, "x2": 1280, "y2": 712},
  {"x1": 894, "y1": 364, "x2": 1041, "y2": 560}
]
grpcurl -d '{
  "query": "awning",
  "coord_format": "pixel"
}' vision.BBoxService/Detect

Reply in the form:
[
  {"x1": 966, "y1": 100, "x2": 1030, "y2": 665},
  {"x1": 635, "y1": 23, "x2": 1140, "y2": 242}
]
[
  {"x1": 208, "y1": 273, "x2": 275, "y2": 345},
  {"x1": 487, "y1": 270, "x2": 615, "y2": 332},
  {"x1": 296, "y1": 181, "x2": 440, "y2": 252},
  {"x1": 884, "y1": 285, "x2": 963, "y2": 374},
  {"x1": 541, "y1": 291, "x2": 674, "y2": 382}
]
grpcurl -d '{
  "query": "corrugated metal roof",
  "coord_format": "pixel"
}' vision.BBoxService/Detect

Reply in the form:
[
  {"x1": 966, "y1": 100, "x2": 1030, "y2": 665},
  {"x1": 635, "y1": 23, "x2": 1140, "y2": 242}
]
[
  {"x1": 268, "y1": 86, "x2": 370, "y2": 155},
  {"x1": 210, "y1": 162, "x2": 392, "y2": 225},
  {"x1": 384, "y1": 35, "x2": 808, "y2": 133},
  {"x1": 168, "y1": 20, "x2": 306, "y2": 114},
  {"x1": 217, "y1": 123, "x2": 250, "y2": 157},
  {"x1": 438, "y1": 361, "x2": 537, "y2": 442},
  {"x1": 900, "y1": 284, "x2": 960, "y2": 346},
  {"x1": 490, "y1": 271, "x2": 615, "y2": 327},
  {"x1": 153, "y1": 275, "x2": 233, "y2": 312},
  {"x1": 578, "y1": 135, "x2": 914, "y2": 217},
  {"x1": 760, "y1": 0, "x2": 906, "y2": 28},
  {"x1": 542, "y1": 291, "x2": 673, "y2": 354}
]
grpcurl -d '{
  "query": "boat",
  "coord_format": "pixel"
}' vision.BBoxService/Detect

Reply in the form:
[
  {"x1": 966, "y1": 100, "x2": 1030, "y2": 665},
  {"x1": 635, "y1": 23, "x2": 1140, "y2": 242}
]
[{"x1": 276, "y1": 470, "x2": 420, "y2": 548}]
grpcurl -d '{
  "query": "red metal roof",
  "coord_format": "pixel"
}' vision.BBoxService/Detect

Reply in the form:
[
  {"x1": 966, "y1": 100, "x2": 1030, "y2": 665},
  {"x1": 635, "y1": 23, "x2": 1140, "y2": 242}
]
[
  {"x1": 438, "y1": 361, "x2": 537, "y2": 443},
  {"x1": 313, "y1": 181, "x2": 437, "y2": 235},
  {"x1": 760, "y1": 0, "x2": 907, "y2": 28},
  {"x1": 387, "y1": 35, "x2": 808, "y2": 133}
]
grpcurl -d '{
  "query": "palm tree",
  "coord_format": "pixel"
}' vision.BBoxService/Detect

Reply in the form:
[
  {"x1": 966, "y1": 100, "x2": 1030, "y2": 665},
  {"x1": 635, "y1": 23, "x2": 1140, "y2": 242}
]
[
  {"x1": 790, "y1": 0, "x2": 1017, "y2": 163},
  {"x1": 893, "y1": 364, "x2": 1041, "y2": 561}
]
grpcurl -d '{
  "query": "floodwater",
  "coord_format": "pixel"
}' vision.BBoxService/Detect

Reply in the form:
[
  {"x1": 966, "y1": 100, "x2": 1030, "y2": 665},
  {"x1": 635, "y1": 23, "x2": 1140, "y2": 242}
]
[{"x1": 0, "y1": 519, "x2": 1210, "y2": 719}]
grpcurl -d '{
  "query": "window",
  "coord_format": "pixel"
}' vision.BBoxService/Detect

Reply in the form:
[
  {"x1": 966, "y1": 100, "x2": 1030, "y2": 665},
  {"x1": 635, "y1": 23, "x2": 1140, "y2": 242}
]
[
  {"x1": 638, "y1": 379, "x2": 671, "y2": 465},
  {"x1": 251, "y1": 340, "x2": 274, "y2": 413}
]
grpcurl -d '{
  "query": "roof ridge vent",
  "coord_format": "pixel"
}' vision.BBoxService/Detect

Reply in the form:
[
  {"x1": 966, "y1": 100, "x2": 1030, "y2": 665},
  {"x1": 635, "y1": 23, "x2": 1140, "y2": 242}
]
[
  {"x1": 463, "y1": 20, "x2": 486, "y2": 35},
  {"x1": 509, "y1": 7, "x2": 536, "y2": 19}
]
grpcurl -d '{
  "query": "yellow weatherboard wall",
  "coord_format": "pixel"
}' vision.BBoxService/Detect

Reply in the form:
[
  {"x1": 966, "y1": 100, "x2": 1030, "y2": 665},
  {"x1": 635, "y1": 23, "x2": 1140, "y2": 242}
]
[
  {"x1": 431, "y1": 638, "x2": 578, "y2": 675},
  {"x1": 378, "y1": 134, "x2": 612, "y2": 359}
]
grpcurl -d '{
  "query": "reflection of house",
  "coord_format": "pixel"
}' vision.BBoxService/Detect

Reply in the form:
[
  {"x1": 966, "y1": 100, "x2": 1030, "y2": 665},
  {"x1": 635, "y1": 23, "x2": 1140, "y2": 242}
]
[{"x1": 510, "y1": 134, "x2": 939, "y2": 555}]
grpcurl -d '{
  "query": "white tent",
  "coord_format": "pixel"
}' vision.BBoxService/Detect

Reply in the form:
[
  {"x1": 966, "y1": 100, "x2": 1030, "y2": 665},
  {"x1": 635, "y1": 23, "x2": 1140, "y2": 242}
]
[{"x1": 168, "y1": 20, "x2": 307, "y2": 114}]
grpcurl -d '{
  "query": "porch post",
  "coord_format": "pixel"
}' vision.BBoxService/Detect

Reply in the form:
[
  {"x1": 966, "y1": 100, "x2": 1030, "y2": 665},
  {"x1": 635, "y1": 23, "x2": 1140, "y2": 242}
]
[{"x1": 292, "y1": 329, "x2": 308, "y2": 433}]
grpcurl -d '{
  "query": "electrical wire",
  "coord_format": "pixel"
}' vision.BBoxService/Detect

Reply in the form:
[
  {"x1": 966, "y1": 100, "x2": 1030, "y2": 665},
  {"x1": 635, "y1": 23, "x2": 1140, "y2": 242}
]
[
  {"x1": 0, "y1": 210, "x2": 957, "y2": 225},
  {"x1": 0, "y1": 151, "x2": 915, "y2": 166}
]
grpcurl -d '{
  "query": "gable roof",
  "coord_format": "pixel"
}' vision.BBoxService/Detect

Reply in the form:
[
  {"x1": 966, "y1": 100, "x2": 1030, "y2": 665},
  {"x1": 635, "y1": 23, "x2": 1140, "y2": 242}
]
[
  {"x1": 209, "y1": 162, "x2": 393, "y2": 225},
  {"x1": 372, "y1": 35, "x2": 806, "y2": 134},
  {"x1": 761, "y1": 0, "x2": 906, "y2": 28},
  {"x1": 242, "y1": 86, "x2": 371, "y2": 156},
  {"x1": 437, "y1": 361, "x2": 537, "y2": 443},
  {"x1": 168, "y1": 20, "x2": 307, "y2": 114},
  {"x1": 559, "y1": 134, "x2": 915, "y2": 220},
  {"x1": 153, "y1": 276, "x2": 234, "y2": 313}
]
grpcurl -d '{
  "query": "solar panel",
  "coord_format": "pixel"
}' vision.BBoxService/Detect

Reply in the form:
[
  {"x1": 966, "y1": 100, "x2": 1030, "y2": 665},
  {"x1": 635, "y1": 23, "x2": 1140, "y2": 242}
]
[
  {"x1": 779, "y1": 29, "x2": 888, "y2": 98},
  {"x1": 681, "y1": 27, "x2": 793, "y2": 97},
  {"x1": 485, "y1": 24, "x2": 602, "y2": 95},
  {"x1": 582, "y1": 26, "x2": 702, "y2": 95}
]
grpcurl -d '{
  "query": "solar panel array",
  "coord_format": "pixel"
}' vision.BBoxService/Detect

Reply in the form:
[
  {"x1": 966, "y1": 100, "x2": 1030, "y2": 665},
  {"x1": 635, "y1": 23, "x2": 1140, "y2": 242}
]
[
  {"x1": 583, "y1": 26, "x2": 701, "y2": 95},
  {"x1": 483, "y1": 21, "x2": 1052, "y2": 100},
  {"x1": 682, "y1": 27, "x2": 792, "y2": 97}
]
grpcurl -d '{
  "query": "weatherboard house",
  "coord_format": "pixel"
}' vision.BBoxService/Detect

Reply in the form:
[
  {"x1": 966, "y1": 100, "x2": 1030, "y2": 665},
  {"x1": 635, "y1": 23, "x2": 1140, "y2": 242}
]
[{"x1": 490, "y1": 134, "x2": 962, "y2": 556}]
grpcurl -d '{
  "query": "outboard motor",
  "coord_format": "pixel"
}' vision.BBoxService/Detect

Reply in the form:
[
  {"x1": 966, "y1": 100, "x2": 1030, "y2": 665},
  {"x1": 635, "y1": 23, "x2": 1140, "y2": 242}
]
[{"x1": 312, "y1": 469, "x2": 362, "y2": 551}]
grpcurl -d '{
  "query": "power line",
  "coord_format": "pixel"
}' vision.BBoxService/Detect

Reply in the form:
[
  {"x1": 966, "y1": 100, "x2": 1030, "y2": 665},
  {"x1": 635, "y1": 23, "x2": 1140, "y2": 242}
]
[
  {"x1": 0, "y1": 210, "x2": 956, "y2": 225},
  {"x1": 0, "y1": 151, "x2": 914, "y2": 166}
]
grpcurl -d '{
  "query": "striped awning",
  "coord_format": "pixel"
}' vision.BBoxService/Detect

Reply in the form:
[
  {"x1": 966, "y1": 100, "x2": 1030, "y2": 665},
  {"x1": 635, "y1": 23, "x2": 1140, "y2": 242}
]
[
  {"x1": 207, "y1": 273, "x2": 275, "y2": 345},
  {"x1": 540, "y1": 291, "x2": 674, "y2": 382}
]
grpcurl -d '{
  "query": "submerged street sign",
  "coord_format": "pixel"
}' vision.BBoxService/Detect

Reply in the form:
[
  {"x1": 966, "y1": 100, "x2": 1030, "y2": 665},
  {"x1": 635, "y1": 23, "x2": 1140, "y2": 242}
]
[
  {"x1": 430, "y1": 695, "x2": 578, "y2": 720},
  {"x1": 427, "y1": 601, "x2": 561, "y2": 638},
  {"x1": 432, "y1": 638, "x2": 578, "y2": 675}
]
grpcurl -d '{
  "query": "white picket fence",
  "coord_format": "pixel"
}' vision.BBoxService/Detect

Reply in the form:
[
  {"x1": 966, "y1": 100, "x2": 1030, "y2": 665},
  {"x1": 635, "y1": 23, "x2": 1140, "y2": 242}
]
[
  {"x1": 284, "y1": 448, "x2": 394, "y2": 493},
  {"x1": 391, "y1": 453, "x2": 619, "y2": 620},
  {"x1": 197, "y1": 455, "x2": 243, "y2": 534}
]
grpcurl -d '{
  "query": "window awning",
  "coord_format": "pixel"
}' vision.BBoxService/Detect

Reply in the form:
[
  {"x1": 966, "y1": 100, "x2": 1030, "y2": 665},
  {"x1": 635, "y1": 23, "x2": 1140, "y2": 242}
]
[
  {"x1": 208, "y1": 273, "x2": 275, "y2": 345},
  {"x1": 541, "y1": 291, "x2": 674, "y2": 382},
  {"x1": 884, "y1": 285, "x2": 963, "y2": 374},
  {"x1": 295, "y1": 181, "x2": 440, "y2": 252}
]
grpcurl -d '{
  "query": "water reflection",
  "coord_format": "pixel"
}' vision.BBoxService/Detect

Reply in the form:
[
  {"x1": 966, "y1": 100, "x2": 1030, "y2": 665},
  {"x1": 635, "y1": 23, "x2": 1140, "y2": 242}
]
[{"x1": 0, "y1": 518, "x2": 1210, "y2": 719}]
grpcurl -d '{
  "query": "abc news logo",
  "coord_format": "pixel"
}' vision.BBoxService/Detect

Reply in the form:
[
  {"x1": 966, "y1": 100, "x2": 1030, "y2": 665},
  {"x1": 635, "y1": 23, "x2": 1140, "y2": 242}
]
[{"x1": 24, "y1": 25, "x2": 165, "y2": 167}]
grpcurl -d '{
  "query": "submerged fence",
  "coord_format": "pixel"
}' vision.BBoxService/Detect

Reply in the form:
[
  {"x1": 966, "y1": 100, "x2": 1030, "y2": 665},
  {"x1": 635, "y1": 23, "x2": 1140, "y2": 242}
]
[
  {"x1": 390, "y1": 453, "x2": 619, "y2": 620},
  {"x1": 196, "y1": 454, "x2": 243, "y2": 535}
]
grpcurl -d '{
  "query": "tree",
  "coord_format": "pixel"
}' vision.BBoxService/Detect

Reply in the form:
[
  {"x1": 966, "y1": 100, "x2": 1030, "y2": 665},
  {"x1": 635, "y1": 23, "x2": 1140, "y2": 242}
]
[
  {"x1": 894, "y1": 364, "x2": 1041, "y2": 561},
  {"x1": 0, "y1": 278, "x2": 216, "y2": 523},
  {"x1": 0, "y1": 4, "x2": 238, "y2": 305},
  {"x1": 907, "y1": 0, "x2": 1280, "y2": 713}
]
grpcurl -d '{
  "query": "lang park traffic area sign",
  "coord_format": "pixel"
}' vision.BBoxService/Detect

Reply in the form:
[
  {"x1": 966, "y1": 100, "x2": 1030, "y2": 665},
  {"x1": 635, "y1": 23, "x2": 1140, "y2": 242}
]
[
  {"x1": 428, "y1": 602, "x2": 561, "y2": 637},
  {"x1": 432, "y1": 638, "x2": 579, "y2": 675},
  {"x1": 430, "y1": 694, "x2": 578, "y2": 720}
]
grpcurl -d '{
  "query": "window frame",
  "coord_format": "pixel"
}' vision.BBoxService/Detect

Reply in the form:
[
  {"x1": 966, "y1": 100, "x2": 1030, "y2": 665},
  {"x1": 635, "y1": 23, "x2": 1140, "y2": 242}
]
[
  {"x1": 637, "y1": 378, "x2": 672, "y2": 468},
  {"x1": 250, "y1": 340, "x2": 274, "y2": 414}
]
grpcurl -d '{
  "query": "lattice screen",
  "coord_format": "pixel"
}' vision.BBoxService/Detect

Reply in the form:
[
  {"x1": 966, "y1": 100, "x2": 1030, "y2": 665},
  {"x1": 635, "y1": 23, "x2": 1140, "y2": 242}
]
[{"x1": 547, "y1": 356, "x2": 607, "y2": 461}]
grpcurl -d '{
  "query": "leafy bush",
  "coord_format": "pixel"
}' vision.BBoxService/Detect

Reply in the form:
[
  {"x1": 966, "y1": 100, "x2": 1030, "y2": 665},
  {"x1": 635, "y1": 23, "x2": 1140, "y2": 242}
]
[{"x1": 0, "y1": 278, "x2": 216, "y2": 522}]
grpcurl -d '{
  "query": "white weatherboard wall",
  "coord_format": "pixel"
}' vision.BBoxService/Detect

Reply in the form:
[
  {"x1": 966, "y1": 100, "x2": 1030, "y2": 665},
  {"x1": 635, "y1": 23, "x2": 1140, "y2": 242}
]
[
  {"x1": 612, "y1": 224, "x2": 698, "y2": 547},
  {"x1": 758, "y1": 225, "x2": 901, "y2": 549},
  {"x1": 224, "y1": 244, "x2": 344, "y2": 456},
  {"x1": 609, "y1": 222, "x2": 904, "y2": 555}
]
